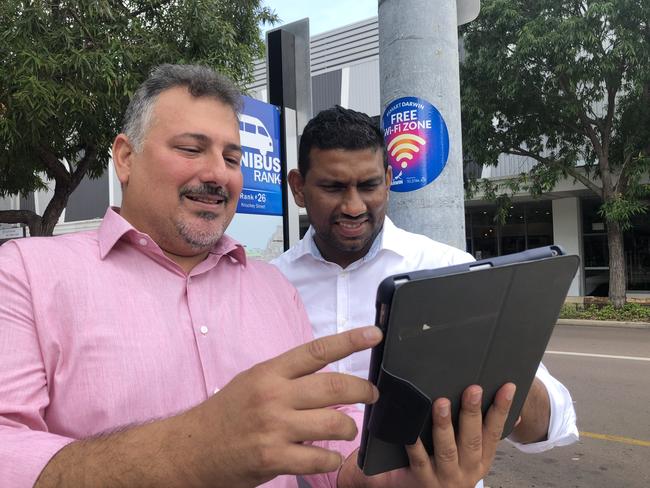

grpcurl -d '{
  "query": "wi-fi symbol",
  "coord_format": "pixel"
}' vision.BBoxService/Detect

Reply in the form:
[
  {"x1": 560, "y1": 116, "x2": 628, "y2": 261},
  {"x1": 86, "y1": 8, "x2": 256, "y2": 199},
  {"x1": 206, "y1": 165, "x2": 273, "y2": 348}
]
[{"x1": 387, "y1": 133, "x2": 427, "y2": 169}]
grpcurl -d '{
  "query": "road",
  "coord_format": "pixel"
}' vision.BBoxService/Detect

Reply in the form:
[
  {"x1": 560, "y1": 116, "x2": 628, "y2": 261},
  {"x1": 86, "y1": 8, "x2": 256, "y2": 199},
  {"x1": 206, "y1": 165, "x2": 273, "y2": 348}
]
[{"x1": 485, "y1": 325, "x2": 650, "y2": 488}]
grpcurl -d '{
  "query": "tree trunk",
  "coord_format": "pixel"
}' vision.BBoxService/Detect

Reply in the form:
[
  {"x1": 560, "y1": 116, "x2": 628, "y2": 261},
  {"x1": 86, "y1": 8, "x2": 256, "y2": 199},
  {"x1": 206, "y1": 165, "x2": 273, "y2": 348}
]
[
  {"x1": 0, "y1": 189, "x2": 71, "y2": 237},
  {"x1": 1, "y1": 147, "x2": 96, "y2": 236},
  {"x1": 29, "y1": 184, "x2": 72, "y2": 236},
  {"x1": 607, "y1": 220, "x2": 626, "y2": 308}
]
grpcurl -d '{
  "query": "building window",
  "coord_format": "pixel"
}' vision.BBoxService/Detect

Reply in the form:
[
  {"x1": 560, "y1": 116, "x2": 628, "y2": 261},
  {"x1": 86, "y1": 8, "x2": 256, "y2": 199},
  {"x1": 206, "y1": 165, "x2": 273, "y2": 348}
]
[
  {"x1": 580, "y1": 198, "x2": 650, "y2": 295},
  {"x1": 626, "y1": 217, "x2": 650, "y2": 291},
  {"x1": 465, "y1": 200, "x2": 553, "y2": 260},
  {"x1": 466, "y1": 207, "x2": 498, "y2": 259}
]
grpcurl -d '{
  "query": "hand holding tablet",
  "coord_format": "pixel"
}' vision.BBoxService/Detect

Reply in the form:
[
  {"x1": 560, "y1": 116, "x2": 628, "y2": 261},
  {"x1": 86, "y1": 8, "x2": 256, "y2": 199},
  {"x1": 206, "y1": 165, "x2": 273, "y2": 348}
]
[{"x1": 358, "y1": 246, "x2": 579, "y2": 475}]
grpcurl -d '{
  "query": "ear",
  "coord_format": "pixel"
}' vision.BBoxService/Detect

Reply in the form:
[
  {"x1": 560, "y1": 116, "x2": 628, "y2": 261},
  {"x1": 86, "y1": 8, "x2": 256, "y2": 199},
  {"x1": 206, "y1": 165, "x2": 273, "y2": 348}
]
[
  {"x1": 112, "y1": 134, "x2": 135, "y2": 186},
  {"x1": 287, "y1": 169, "x2": 306, "y2": 208},
  {"x1": 385, "y1": 165, "x2": 393, "y2": 201}
]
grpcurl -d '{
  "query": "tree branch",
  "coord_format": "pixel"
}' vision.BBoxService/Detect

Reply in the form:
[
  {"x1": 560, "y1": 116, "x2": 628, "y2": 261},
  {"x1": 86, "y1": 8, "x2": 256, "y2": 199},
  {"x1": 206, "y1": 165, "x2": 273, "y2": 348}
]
[
  {"x1": 70, "y1": 144, "x2": 97, "y2": 188},
  {"x1": 65, "y1": 6, "x2": 96, "y2": 46},
  {"x1": 37, "y1": 146, "x2": 71, "y2": 184},
  {"x1": 555, "y1": 118, "x2": 586, "y2": 138},
  {"x1": 600, "y1": 64, "x2": 624, "y2": 152},
  {"x1": 0, "y1": 209, "x2": 41, "y2": 228},
  {"x1": 101, "y1": 0, "x2": 163, "y2": 23},
  {"x1": 132, "y1": 0, "x2": 174, "y2": 17},
  {"x1": 557, "y1": 75, "x2": 603, "y2": 155},
  {"x1": 106, "y1": 0, "x2": 131, "y2": 17},
  {"x1": 614, "y1": 151, "x2": 634, "y2": 194},
  {"x1": 641, "y1": 81, "x2": 650, "y2": 156},
  {"x1": 507, "y1": 147, "x2": 603, "y2": 196},
  {"x1": 37, "y1": 143, "x2": 97, "y2": 227}
]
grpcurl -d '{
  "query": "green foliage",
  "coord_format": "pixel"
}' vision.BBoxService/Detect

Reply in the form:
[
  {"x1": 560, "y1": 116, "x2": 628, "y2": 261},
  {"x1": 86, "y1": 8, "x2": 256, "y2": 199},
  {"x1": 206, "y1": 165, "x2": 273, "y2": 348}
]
[
  {"x1": 460, "y1": 0, "x2": 650, "y2": 230},
  {"x1": 598, "y1": 193, "x2": 648, "y2": 230},
  {"x1": 560, "y1": 302, "x2": 650, "y2": 322},
  {"x1": 0, "y1": 0, "x2": 276, "y2": 198},
  {"x1": 460, "y1": 0, "x2": 650, "y2": 304}
]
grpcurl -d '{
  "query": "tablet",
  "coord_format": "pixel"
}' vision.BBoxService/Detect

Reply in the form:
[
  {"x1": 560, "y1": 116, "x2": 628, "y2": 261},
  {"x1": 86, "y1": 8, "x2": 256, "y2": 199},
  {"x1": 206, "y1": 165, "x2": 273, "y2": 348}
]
[{"x1": 357, "y1": 245, "x2": 580, "y2": 476}]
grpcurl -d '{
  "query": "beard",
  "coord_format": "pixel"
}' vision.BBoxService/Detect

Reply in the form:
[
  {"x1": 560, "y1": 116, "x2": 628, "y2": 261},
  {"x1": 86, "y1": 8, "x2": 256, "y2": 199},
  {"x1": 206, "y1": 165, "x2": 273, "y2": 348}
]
[
  {"x1": 175, "y1": 184, "x2": 231, "y2": 249},
  {"x1": 319, "y1": 213, "x2": 382, "y2": 253},
  {"x1": 174, "y1": 211, "x2": 228, "y2": 249}
]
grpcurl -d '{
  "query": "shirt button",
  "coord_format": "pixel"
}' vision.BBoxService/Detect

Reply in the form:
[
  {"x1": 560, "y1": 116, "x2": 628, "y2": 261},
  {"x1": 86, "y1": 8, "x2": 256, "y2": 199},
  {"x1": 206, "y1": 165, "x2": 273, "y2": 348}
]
[
  {"x1": 138, "y1": 238, "x2": 147, "y2": 246},
  {"x1": 200, "y1": 326, "x2": 209, "y2": 335},
  {"x1": 213, "y1": 387, "x2": 220, "y2": 395}
]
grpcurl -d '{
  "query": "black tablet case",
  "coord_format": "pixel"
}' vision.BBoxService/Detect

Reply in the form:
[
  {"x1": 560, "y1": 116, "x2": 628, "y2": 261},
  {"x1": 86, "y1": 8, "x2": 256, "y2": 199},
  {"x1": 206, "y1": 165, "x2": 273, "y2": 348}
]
[{"x1": 358, "y1": 246, "x2": 580, "y2": 476}]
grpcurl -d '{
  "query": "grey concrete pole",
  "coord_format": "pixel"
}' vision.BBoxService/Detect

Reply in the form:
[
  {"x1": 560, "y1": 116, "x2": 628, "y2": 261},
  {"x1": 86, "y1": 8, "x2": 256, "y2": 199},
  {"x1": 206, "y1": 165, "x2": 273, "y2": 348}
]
[{"x1": 379, "y1": 0, "x2": 467, "y2": 250}]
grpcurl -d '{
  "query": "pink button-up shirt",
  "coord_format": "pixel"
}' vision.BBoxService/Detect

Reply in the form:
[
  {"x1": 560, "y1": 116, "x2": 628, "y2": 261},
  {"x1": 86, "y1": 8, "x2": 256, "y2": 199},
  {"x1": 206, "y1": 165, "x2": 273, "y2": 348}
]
[{"x1": 0, "y1": 208, "x2": 360, "y2": 488}]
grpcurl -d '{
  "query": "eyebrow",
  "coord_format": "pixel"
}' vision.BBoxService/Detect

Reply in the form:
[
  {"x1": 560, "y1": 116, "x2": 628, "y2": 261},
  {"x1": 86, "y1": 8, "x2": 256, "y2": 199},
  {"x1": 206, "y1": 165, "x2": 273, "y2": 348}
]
[
  {"x1": 226, "y1": 143, "x2": 243, "y2": 153},
  {"x1": 175, "y1": 133, "x2": 242, "y2": 153},
  {"x1": 359, "y1": 176, "x2": 385, "y2": 184},
  {"x1": 317, "y1": 176, "x2": 384, "y2": 186}
]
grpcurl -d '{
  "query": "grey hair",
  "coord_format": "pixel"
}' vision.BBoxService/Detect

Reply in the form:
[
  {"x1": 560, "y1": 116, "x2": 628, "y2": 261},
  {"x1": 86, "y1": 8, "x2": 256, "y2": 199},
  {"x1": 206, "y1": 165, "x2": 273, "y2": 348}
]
[{"x1": 121, "y1": 64, "x2": 242, "y2": 152}]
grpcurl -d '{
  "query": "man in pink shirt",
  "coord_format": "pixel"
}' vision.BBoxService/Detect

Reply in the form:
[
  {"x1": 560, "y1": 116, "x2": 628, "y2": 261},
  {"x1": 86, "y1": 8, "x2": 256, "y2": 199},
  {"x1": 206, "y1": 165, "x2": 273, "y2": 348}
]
[{"x1": 0, "y1": 64, "x2": 515, "y2": 488}]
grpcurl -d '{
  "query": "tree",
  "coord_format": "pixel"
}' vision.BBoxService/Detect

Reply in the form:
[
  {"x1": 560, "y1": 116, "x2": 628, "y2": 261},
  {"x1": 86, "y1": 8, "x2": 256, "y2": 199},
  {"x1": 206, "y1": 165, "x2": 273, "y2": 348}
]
[
  {"x1": 0, "y1": 0, "x2": 276, "y2": 236},
  {"x1": 460, "y1": 0, "x2": 650, "y2": 307}
]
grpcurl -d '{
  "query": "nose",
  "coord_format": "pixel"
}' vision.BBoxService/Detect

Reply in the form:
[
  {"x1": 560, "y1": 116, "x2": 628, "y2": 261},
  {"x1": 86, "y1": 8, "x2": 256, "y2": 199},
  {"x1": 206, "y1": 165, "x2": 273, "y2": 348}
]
[
  {"x1": 341, "y1": 187, "x2": 367, "y2": 217},
  {"x1": 199, "y1": 153, "x2": 231, "y2": 185}
]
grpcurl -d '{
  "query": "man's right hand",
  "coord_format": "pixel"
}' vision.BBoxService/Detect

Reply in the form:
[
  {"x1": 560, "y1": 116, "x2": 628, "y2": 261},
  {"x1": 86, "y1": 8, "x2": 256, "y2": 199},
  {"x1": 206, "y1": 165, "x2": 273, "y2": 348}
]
[
  {"x1": 36, "y1": 326, "x2": 383, "y2": 488},
  {"x1": 185, "y1": 325, "x2": 382, "y2": 486}
]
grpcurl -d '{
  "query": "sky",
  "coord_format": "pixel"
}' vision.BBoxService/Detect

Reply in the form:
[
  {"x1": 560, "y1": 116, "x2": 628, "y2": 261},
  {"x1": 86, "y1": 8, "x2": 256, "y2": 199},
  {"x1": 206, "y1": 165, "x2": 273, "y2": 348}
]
[{"x1": 261, "y1": 0, "x2": 378, "y2": 36}]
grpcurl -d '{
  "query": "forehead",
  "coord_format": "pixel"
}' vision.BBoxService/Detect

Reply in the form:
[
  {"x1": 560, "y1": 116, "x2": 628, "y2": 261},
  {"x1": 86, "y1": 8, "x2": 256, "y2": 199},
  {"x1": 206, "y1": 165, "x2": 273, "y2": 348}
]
[
  {"x1": 306, "y1": 147, "x2": 385, "y2": 181},
  {"x1": 149, "y1": 86, "x2": 239, "y2": 134}
]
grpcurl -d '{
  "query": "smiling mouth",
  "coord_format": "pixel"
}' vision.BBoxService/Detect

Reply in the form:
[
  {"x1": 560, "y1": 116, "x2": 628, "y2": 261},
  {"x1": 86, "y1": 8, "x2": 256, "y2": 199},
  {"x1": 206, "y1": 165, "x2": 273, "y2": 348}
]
[
  {"x1": 184, "y1": 194, "x2": 225, "y2": 205},
  {"x1": 335, "y1": 219, "x2": 369, "y2": 237},
  {"x1": 180, "y1": 184, "x2": 229, "y2": 207},
  {"x1": 339, "y1": 221, "x2": 364, "y2": 229}
]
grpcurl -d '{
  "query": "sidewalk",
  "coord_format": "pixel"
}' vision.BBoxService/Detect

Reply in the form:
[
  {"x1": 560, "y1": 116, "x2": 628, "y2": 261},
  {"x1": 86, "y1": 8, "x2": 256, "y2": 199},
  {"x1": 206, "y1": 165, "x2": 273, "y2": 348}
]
[{"x1": 557, "y1": 318, "x2": 650, "y2": 329}]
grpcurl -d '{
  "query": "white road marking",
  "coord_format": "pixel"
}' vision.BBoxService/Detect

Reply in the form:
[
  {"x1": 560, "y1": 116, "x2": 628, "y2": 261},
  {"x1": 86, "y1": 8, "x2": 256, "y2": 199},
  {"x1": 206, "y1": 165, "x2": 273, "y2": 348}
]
[{"x1": 545, "y1": 350, "x2": 650, "y2": 362}]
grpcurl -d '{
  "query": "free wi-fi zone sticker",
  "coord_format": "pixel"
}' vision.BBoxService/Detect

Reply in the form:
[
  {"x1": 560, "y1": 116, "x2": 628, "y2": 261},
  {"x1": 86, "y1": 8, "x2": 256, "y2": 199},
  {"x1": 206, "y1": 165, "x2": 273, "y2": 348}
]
[
  {"x1": 387, "y1": 133, "x2": 427, "y2": 170},
  {"x1": 382, "y1": 96, "x2": 450, "y2": 192}
]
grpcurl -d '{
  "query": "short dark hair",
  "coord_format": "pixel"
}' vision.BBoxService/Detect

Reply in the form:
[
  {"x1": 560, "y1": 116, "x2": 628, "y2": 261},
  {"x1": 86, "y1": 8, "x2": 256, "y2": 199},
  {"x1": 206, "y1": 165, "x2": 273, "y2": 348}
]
[
  {"x1": 298, "y1": 105, "x2": 387, "y2": 176},
  {"x1": 122, "y1": 64, "x2": 242, "y2": 152}
]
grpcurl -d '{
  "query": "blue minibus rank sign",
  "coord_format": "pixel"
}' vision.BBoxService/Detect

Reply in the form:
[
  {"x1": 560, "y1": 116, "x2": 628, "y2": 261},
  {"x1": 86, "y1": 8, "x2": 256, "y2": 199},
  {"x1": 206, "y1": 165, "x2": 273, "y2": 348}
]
[{"x1": 237, "y1": 95, "x2": 283, "y2": 216}]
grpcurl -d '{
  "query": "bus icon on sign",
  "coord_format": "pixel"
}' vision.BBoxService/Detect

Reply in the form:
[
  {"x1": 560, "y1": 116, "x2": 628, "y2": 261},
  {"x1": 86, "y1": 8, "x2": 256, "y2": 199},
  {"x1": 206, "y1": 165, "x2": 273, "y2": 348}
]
[{"x1": 239, "y1": 114, "x2": 273, "y2": 157}]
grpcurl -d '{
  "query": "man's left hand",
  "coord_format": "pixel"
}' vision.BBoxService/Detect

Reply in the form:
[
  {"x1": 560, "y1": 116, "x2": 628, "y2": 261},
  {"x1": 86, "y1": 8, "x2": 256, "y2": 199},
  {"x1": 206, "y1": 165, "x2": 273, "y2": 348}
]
[{"x1": 337, "y1": 382, "x2": 516, "y2": 488}]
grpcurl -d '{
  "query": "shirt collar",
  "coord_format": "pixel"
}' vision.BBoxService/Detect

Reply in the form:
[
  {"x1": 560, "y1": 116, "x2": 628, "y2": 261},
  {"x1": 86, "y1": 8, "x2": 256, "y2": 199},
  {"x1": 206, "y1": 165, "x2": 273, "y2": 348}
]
[
  {"x1": 284, "y1": 225, "x2": 317, "y2": 262},
  {"x1": 377, "y1": 216, "x2": 409, "y2": 258},
  {"x1": 98, "y1": 207, "x2": 247, "y2": 265}
]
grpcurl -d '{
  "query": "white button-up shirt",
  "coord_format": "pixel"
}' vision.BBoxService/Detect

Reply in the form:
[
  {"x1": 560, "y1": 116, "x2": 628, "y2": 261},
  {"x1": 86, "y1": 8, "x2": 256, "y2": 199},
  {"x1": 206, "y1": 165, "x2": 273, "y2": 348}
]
[
  {"x1": 273, "y1": 217, "x2": 475, "y2": 377},
  {"x1": 272, "y1": 217, "x2": 578, "y2": 464}
]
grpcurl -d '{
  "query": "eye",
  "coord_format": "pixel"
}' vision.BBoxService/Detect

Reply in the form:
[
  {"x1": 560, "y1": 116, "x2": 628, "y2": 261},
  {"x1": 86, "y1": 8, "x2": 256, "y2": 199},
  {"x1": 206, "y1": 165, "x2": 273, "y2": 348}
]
[
  {"x1": 225, "y1": 156, "x2": 241, "y2": 167},
  {"x1": 321, "y1": 185, "x2": 343, "y2": 193},
  {"x1": 178, "y1": 146, "x2": 200, "y2": 154},
  {"x1": 359, "y1": 181, "x2": 382, "y2": 191}
]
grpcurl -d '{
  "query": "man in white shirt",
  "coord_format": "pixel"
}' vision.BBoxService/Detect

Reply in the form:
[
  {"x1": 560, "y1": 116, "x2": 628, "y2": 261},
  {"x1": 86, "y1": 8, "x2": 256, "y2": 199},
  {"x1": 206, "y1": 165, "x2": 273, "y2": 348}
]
[{"x1": 272, "y1": 105, "x2": 578, "y2": 485}]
